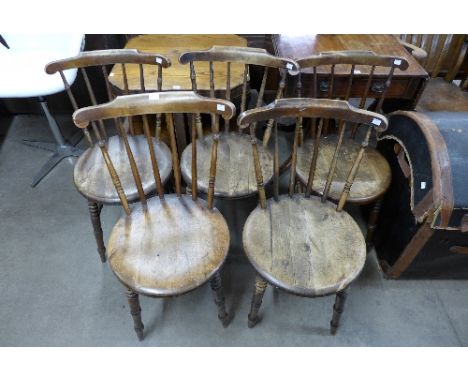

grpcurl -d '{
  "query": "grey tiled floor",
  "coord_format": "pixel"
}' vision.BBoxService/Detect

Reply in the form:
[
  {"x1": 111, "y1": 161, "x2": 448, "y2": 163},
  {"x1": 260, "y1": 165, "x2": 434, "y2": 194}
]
[{"x1": 1, "y1": 114, "x2": 467, "y2": 346}]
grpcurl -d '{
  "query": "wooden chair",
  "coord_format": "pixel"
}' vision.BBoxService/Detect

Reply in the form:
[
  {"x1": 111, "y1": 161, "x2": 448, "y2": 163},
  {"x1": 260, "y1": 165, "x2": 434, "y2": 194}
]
[
  {"x1": 294, "y1": 51, "x2": 409, "y2": 246},
  {"x1": 178, "y1": 46, "x2": 299, "y2": 198},
  {"x1": 72, "y1": 91, "x2": 236, "y2": 340},
  {"x1": 237, "y1": 98, "x2": 388, "y2": 334},
  {"x1": 45, "y1": 49, "x2": 172, "y2": 263},
  {"x1": 398, "y1": 35, "x2": 468, "y2": 111}
]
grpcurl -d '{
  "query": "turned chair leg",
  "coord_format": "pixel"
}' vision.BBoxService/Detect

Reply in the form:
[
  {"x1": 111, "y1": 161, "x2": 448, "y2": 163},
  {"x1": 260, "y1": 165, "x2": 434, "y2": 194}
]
[
  {"x1": 210, "y1": 272, "x2": 229, "y2": 327},
  {"x1": 365, "y1": 198, "x2": 383, "y2": 250},
  {"x1": 88, "y1": 200, "x2": 106, "y2": 263},
  {"x1": 330, "y1": 289, "x2": 348, "y2": 335},
  {"x1": 126, "y1": 288, "x2": 144, "y2": 341},
  {"x1": 248, "y1": 274, "x2": 268, "y2": 328}
]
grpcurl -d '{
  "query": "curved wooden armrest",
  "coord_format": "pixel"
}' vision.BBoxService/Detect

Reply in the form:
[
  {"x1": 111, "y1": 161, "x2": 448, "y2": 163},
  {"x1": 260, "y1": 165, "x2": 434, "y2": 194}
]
[
  {"x1": 179, "y1": 46, "x2": 300, "y2": 75},
  {"x1": 238, "y1": 98, "x2": 388, "y2": 132},
  {"x1": 45, "y1": 49, "x2": 171, "y2": 74},
  {"x1": 297, "y1": 50, "x2": 409, "y2": 71},
  {"x1": 73, "y1": 91, "x2": 235, "y2": 128},
  {"x1": 398, "y1": 40, "x2": 427, "y2": 65}
]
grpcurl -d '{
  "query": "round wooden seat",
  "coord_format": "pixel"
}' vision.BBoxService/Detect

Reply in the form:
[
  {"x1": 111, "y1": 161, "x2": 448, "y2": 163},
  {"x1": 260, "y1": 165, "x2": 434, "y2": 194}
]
[
  {"x1": 296, "y1": 136, "x2": 391, "y2": 204},
  {"x1": 180, "y1": 132, "x2": 274, "y2": 198},
  {"x1": 107, "y1": 194, "x2": 230, "y2": 297},
  {"x1": 243, "y1": 194, "x2": 366, "y2": 297},
  {"x1": 74, "y1": 135, "x2": 172, "y2": 204}
]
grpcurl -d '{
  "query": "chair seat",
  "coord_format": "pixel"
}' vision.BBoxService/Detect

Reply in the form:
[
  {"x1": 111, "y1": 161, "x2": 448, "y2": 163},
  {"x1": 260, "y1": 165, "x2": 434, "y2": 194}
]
[
  {"x1": 74, "y1": 135, "x2": 172, "y2": 204},
  {"x1": 296, "y1": 136, "x2": 391, "y2": 204},
  {"x1": 243, "y1": 194, "x2": 366, "y2": 297},
  {"x1": 416, "y1": 77, "x2": 468, "y2": 112},
  {"x1": 180, "y1": 132, "x2": 274, "y2": 198},
  {"x1": 107, "y1": 195, "x2": 230, "y2": 297}
]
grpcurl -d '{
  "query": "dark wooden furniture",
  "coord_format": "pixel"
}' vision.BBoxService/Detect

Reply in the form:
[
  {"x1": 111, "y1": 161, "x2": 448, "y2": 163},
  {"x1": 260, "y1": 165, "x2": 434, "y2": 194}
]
[
  {"x1": 272, "y1": 34, "x2": 429, "y2": 110},
  {"x1": 293, "y1": 51, "x2": 409, "y2": 246},
  {"x1": 398, "y1": 34, "x2": 468, "y2": 112},
  {"x1": 238, "y1": 98, "x2": 387, "y2": 334},
  {"x1": 178, "y1": 46, "x2": 299, "y2": 198},
  {"x1": 73, "y1": 91, "x2": 236, "y2": 340},
  {"x1": 375, "y1": 111, "x2": 468, "y2": 279},
  {"x1": 45, "y1": 49, "x2": 172, "y2": 263}
]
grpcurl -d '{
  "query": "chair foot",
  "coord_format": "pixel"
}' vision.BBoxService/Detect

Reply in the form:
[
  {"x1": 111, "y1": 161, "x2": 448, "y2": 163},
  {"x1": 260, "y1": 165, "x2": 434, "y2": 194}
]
[
  {"x1": 126, "y1": 288, "x2": 144, "y2": 341},
  {"x1": 25, "y1": 140, "x2": 84, "y2": 187},
  {"x1": 88, "y1": 200, "x2": 106, "y2": 263},
  {"x1": 247, "y1": 274, "x2": 268, "y2": 328},
  {"x1": 210, "y1": 272, "x2": 230, "y2": 327},
  {"x1": 330, "y1": 289, "x2": 348, "y2": 335}
]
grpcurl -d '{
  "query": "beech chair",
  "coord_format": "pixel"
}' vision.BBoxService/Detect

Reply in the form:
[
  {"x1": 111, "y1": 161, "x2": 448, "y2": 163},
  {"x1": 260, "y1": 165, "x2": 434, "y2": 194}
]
[
  {"x1": 178, "y1": 46, "x2": 299, "y2": 199},
  {"x1": 73, "y1": 91, "x2": 235, "y2": 341},
  {"x1": 397, "y1": 34, "x2": 468, "y2": 111},
  {"x1": 294, "y1": 51, "x2": 409, "y2": 246},
  {"x1": 45, "y1": 49, "x2": 172, "y2": 263},
  {"x1": 238, "y1": 98, "x2": 388, "y2": 334}
]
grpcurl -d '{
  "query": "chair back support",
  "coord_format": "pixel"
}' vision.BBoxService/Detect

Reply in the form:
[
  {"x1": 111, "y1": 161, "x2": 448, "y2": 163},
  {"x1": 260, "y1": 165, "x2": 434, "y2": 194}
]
[
  {"x1": 297, "y1": 51, "x2": 407, "y2": 139},
  {"x1": 45, "y1": 49, "x2": 171, "y2": 144},
  {"x1": 73, "y1": 91, "x2": 235, "y2": 214},
  {"x1": 179, "y1": 46, "x2": 299, "y2": 143},
  {"x1": 238, "y1": 98, "x2": 388, "y2": 211},
  {"x1": 399, "y1": 34, "x2": 466, "y2": 80}
]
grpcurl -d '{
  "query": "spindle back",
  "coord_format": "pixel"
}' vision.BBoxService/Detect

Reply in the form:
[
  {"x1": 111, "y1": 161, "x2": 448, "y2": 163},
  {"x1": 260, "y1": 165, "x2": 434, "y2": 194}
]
[
  {"x1": 399, "y1": 34, "x2": 467, "y2": 81},
  {"x1": 238, "y1": 98, "x2": 388, "y2": 211},
  {"x1": 73, "y1": 91, "x2": 235, "y2": 215},
  {"x1": 45, "y1": 49, "x2": 171, "y2": 145},
  {"x1": 179, "y1": 46, "x2": 299, "y2": 139},
  {"x1": 296, "y1": 51, "x2": 407, "y2": 139}
]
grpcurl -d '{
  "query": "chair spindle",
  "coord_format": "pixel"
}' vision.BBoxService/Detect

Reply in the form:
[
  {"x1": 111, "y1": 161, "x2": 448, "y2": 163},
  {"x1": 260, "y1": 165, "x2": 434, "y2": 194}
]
[
  {"x1": 225, "y1": 62, "x2": 231, "y2": 132},
  {"x1": 273, "y1": 121, "x2": 279, "y2": 201},
  {"x1": 305, "y1": 118, "x2": 324, "y2": 198},
  {"x1": 288, "y1": 117, "x2": 301, "y2": 196},
  {"x1": 121, "y1": 63, "x2": 135, "y2": 135},
  {"x1": 156, "y1": 63, "x2": 163, "y2": 139},
  {"x1": 189, "y1": 61, "x2": 204, "y2": 138},
  {"x1": 115, "y1": 116, "x2": 147, "y2": 207},
  {"x1": 59, "y1": 70, "x2": 93, "y2": 146},
  {"x1": 248, "y1": 67, "x2": 269, "y2": 139},
  {"x1": 336, "y1": 125, "x2": 372, "y2": 212},
  {"x1": 351, "y1": 65, "x2": 375, "y2": 138},
  {"x1": 191, "y1": 114, "x2": 198, "y2": 201},
  {"x1": 321, "y1": 120, "x2": 346, "y2": 202},
  {"x1": 98, "y1": 140, "x2": 131, "y2": 215},
  {"x1": 251, "y1": 134, "x2": 267, "y2": 209},
  {"x1": 142, "y1": 114, "x2": 165, "y2": 199},
  {"x1": 166, "y1": 113, "x2": 182, "y2": 197},
  {"x1": 241, "y1": 64, "x2": 248, "y2": 114},
  {"x1": 207, "y1": 114, "x2": 220, "y2": 210},
  {"x1": 81, "y1": 67, "x2": 106, "y2": 140},
  {"x1": 263, "y1": 69, "x2": 286, "y2": 147}
]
